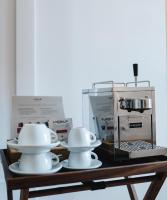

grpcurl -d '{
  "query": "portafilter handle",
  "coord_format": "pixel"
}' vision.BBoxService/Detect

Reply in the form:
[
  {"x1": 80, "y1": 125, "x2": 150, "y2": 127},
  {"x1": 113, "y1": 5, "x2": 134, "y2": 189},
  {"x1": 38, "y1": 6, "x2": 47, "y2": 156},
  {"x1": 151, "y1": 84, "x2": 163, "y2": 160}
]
[{"x1": 133, "y1": 63, "x2": 138, "y2": 87}]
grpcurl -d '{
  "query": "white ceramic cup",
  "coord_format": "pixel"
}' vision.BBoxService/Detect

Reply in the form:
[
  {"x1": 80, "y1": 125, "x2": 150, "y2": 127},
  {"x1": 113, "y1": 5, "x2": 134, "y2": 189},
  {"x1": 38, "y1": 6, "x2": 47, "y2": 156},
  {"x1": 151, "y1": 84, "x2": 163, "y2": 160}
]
[
  {"x1": 18, "y1": 124, "x2": 58, "y2": 145},
  {"x1": 68, "y1": 151, "x2": 98, "y2": 168},
  {"x1": 68, "y1": 127, "x2": 96, "y2": 147},
  {"x1": 19, "y1": 152, "x2": 59, "y2": 172}
]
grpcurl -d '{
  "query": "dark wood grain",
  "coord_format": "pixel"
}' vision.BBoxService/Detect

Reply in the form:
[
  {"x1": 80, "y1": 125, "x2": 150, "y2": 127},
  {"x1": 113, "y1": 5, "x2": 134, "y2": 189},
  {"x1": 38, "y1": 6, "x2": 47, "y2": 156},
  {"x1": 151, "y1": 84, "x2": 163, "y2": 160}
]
[
  {"x1": 127, "y1": 184, "x2": 138, "y2": 200},
  {"x1": 125, "y1": 176, "x2": 138, "y2": 200},
  {"x1": 7, "y1": 189, "x2": 13, "y2": 200},
  {"x1": 0, "y1": 150, "x2": 13, "y2": 181},
  {"x1": 20, "y1": 189, "x2": 29, "y2": 200},
  {"x1": 1, "y1": 150, "x2": 14, "y2": 200},
  {"x1": 2, "y1": 148, "x2": 167, "y2": 190},
  {"x1": 7, "y1": 159, "x2": 167, "y2": 190},
  {"x1": 143, "y1": 173, "x2": 166, "y2": 200},
  {"x1": 29, "y1": 175, "x2": 156, "y2": 198}
]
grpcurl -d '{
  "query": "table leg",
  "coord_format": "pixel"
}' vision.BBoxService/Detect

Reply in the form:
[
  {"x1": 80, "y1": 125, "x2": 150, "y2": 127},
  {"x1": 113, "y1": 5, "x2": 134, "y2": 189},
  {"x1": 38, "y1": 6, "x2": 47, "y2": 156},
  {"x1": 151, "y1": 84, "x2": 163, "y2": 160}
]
[
  {"x1": 143, "y1": 173, "x2": 166, "y2": 200},
  {"x1": 7, "y1": 189, "x2": 13, "y2": 200},
  {"x1": 125, "y1": 177, "x2": 138, "y2": 200},
  {"x1": 127, "y1": 184, "x2": 138, "y2": 200},
  {"x1": 20, "y1": 189, "x2": 29, "y2": 200}
]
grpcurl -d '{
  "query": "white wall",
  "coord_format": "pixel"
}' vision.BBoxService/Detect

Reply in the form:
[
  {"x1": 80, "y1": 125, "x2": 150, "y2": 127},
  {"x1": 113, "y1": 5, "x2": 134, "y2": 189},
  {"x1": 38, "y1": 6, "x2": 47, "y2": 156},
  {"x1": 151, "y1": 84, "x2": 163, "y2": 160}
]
[
  {"x1": 35, "y1": 0, "x2": 167, "y2": 199},
  {"x1": 0, "y1": 0, "x2": 16, "y2": 148},
  {"x1": 36, "y1": 0, "x2": 167, "y2": 144},
  {"x1": 0, "y1": 0, "x2": 16, "y2": 199},
  {"x1": 16, "y1": 0, "x2": 37, "y2": 95}
]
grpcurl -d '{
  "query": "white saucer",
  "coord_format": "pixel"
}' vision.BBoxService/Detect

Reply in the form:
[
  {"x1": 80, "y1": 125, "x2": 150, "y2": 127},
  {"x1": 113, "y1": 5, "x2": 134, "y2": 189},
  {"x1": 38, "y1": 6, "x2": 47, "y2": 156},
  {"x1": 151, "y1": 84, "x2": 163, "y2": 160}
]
[
  {"x1": 9, "y1": 162, "x2": 62, "y2": 175},
  {"x1": 60, "y1": 140, "x2": 102, "y2": 152},
  {"x1": 61, "y1": 159, "x2": 102, "y2": 170},
  {"x1": 7, "y1": 139, "x2": 60, "y2": 154}
]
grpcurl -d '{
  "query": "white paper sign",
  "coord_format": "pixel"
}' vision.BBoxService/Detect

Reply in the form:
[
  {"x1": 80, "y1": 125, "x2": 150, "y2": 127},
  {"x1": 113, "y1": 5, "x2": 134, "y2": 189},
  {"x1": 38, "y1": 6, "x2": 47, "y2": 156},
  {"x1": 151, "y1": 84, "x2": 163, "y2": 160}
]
[{"x1": 12, "y1": 96, "x2": 65, "y2": 136}]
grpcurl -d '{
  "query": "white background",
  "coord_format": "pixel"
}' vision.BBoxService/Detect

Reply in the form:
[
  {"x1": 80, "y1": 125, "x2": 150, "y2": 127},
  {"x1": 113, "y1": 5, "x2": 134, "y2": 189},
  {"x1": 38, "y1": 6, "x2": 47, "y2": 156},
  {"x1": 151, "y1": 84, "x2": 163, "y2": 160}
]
[
  {"x1": 1, "y1": 0, "x2": 167, "y2": 199},
  {"x1": 36, "y1": 0, "x2": 167, "y2": 146}
]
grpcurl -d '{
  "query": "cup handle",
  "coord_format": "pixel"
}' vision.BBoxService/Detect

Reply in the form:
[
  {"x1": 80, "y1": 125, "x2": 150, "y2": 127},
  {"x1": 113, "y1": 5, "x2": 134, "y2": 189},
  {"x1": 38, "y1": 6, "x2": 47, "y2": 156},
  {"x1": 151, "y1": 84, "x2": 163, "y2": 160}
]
[
  {"x1": 49, "y1": 129, "x2": 59, "y2": 142},
  {"x1": 90, "y1": 152, "x2": 98, "y2": 160},
  {"x1": 51, "y1": 153, "x2": 59, "y2": 166},
  {"x1": 89, "y1": 132, "x2": 96, "y2": 143}
]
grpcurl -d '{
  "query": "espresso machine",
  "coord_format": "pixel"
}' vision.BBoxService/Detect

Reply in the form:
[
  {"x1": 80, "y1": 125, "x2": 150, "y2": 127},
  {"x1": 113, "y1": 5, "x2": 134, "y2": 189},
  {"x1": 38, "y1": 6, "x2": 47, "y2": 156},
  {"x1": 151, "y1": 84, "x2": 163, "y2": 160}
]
[{"x1": 82, "y1": 64, "x2": 167, "y2": 160}]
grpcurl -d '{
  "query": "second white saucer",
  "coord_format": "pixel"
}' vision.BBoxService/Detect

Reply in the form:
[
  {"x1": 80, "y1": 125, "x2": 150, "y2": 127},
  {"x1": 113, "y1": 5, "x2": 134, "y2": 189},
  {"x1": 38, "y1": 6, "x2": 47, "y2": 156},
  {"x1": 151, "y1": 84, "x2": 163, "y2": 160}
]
[
  {"x1": 61, "y1": 159, "x2": 102, "y2": 170},
  {"x1": 60, "y1": 140, "x2": 101, "y2": 152}
]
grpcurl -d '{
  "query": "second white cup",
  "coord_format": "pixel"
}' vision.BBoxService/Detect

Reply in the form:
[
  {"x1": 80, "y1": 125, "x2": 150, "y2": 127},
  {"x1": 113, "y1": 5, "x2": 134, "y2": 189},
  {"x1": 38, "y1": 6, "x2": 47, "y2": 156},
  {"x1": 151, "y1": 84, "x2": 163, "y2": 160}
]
[
  {"x1": 68, "y1": 127, "x2": 96, "y2": 147},
  {"x1": 68, "y1": 151, "x2": 98, "y2": 168}
]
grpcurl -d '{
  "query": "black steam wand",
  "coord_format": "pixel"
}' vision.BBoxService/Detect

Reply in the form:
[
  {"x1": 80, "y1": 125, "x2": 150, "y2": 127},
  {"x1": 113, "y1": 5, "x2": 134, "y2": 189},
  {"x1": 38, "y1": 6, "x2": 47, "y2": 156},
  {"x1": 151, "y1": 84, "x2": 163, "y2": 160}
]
[{"x1": 133, "y1": 63, "x2": 138, "y2": 87}]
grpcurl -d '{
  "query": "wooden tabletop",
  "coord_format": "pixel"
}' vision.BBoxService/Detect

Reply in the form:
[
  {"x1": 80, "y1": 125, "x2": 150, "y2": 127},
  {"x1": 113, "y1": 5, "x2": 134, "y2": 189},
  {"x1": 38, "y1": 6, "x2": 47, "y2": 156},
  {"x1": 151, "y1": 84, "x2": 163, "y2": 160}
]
[
  {"x1": 1, "y1": 148, "x2": 167, "y2": 200},
  {"x1": 1, "y1": 148, "x2": 167, "y2": 189}
]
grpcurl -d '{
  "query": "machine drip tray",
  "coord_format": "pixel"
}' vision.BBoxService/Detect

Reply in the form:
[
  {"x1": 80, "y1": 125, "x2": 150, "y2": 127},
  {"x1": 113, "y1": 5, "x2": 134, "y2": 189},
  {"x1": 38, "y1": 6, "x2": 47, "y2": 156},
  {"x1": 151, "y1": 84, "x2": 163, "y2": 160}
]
[{"x1": 115, "y1": 140, "x2": 167, "y2": 159}]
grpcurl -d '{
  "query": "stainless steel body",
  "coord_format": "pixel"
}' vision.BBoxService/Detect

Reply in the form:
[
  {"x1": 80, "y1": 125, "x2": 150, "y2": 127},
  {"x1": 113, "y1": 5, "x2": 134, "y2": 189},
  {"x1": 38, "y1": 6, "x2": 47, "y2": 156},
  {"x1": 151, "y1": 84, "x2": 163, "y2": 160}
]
[{"x1": 82, "y1": 81, "x2": 167, "y2": 159}]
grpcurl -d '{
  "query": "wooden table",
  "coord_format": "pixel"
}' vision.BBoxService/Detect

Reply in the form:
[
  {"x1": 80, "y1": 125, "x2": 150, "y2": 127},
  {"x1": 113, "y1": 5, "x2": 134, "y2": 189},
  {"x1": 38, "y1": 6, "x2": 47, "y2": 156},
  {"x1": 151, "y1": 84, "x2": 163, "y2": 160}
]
[{"x1": 1, "y1": 148, "x2": 167, "y2": 200}]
